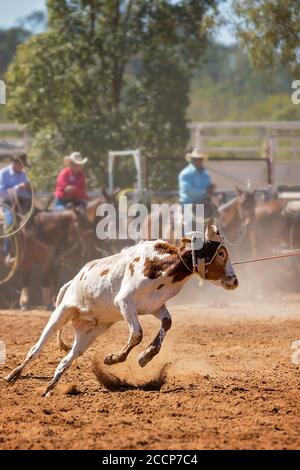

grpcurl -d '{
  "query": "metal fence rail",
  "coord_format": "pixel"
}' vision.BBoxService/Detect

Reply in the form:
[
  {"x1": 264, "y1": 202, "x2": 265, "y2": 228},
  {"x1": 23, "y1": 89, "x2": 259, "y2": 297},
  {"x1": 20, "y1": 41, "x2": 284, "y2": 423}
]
[{"x1": 188, "y1": 121, "x2": 300, "y2": 162}]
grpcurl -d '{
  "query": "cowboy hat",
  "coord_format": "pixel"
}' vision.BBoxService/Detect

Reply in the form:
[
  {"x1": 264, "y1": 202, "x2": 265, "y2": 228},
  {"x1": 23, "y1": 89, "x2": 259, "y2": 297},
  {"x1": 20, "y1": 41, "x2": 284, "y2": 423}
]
[
  {"x1": 185, "y1": 149, "x2": 207, "y2": 163},
  {"x1": 11, "y1": 152, "x2": 31, "y2": 168},
  {"x1": 64, "y1": 152, "x2": 88, "y2": 165}
]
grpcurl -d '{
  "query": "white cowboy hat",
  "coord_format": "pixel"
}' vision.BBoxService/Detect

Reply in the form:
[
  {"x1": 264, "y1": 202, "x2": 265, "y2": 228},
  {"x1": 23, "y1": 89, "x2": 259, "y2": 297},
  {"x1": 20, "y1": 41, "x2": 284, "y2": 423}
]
[
  {"x1": 185, "y1": 149, "x2": 208, "y2": 163},
  {"x1": 64, "y1": 152, "x2": 88, "y2": 165}
]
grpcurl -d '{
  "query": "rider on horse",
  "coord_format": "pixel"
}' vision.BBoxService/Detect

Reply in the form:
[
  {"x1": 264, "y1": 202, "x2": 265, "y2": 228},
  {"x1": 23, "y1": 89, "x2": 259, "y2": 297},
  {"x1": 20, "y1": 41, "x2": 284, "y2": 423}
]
[
  {"x1": 0, "y1": 153, "x2": 32, "y2": 265},
  {"x1": 54, "y1": 152, "x2": 88, "y2": 212},
  {"x1": 178, "y1": 148, "x2": 216, "y2": 231}
]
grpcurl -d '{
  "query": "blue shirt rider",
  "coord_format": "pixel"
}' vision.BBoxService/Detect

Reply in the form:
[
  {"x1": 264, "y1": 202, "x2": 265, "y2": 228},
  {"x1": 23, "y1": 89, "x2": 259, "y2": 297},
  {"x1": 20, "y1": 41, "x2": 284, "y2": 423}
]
[
  {"x1": 179, "y1": 149, "x2": 212, "y2": 204},
  {"x1": 179, "y1": 149, "x2": 216, "y2": 232},
  {"x1": 0, "y1": 153, "x2": 31, "y2": 264}
]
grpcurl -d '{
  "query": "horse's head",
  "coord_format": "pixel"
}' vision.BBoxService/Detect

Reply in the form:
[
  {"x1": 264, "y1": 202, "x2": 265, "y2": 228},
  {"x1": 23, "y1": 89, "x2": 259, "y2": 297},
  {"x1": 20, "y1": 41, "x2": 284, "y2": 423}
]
[
  {"x1": 102, "y1": 187, "x2": 120, "y2": 205},
  {"x1": 236, "y1": 186, "x2": 256, "y2": 225},
  {"x1": 86, "y1": 188, "x2": 120, "y2": 223}
]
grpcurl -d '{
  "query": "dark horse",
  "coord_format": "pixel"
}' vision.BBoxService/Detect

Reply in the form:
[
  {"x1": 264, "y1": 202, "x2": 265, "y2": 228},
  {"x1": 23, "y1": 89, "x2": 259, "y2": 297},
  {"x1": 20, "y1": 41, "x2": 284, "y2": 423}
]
[
  {"x1": 254, "y1": 199, "x2": 300, "y2": 288},
  {"x1": 218, "y1": 187, "x2": 257, "y2": 259},
  {"x1": 11, "y1": 190, "x2": 114, "y2": 310},
  {"x1": 255, "y1": 199, "x2": 287, "y2": 254},
  {"x1": 18, "y1": 208, "x2": 78, "y2": 309}
]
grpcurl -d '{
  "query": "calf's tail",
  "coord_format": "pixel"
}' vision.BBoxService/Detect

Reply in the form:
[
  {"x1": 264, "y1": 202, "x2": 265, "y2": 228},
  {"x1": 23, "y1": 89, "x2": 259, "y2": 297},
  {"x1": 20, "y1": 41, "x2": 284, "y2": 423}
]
[
  {"x1": 57, "y1": 328, "x2": 71, "y2": 353},
  {"x1": 56, "y1": 280, "x2": 72, "y2": 307},
  {"x1": 55, "y1": 280, "x2": 74, "y2": 352}
]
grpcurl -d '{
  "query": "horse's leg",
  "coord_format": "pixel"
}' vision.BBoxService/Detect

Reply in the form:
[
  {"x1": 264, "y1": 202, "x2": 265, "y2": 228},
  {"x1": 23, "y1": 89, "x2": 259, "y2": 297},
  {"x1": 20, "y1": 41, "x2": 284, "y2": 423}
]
[
  {"x1": 42, "y1": 286, "x2": 52, "y2": 310},
  {"x1": 41, "y1": 251, "x2": 56, "y2": 310},
  {"x1": 19, "y1": 237, "x2": 54, "y2": 310},
  {"x1": 42, "y1": 269, "x2": 54, "y2": 310},
  {"x1": 19, "y1": 271, "x2": 30, "y2": 310},
  {"x1": 248, "y1": 227, "x2": 257, "y2": 258},
  {"x1": 138, "y1": 305, "x2": 172, "y2": 367}
]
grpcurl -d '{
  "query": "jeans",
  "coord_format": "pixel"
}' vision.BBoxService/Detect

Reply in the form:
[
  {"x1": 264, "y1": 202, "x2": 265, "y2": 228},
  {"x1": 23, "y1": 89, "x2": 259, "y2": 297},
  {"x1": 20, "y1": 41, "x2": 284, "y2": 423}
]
[
  {"x1": 54, "y1": 198, "x2": 87, "y2": 212},
  {"x1": 54, "y1": 198, "x2": 69, "y2": 212},
  {"x1": 3, "y1": 207, "x2": 14, "y2": 256}
]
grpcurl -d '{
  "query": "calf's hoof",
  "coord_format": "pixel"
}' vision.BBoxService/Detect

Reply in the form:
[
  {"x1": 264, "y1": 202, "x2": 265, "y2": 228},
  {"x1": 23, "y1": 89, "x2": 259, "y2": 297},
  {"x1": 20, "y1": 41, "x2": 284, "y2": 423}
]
[
  {"x1": 4, "y1": 367, "x2": 22, "y2": 383},
  {"x1": 43, "y1": 383, "x2": 55, "y2": 397},
  {"x1": 104, "y1": 352, "x2": 126, "y2": 366},
  {"x1": 20, "y1": 304, "x2": 29, "y2": 312},
  {"x1": 138, "y1": 346, "x2": 157, "y2": 368}
]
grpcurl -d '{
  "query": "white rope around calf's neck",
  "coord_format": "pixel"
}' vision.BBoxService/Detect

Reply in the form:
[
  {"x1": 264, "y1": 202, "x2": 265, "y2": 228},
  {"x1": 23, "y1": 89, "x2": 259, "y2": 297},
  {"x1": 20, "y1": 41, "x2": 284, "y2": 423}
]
[
  {"x1": 191, "y1": 233, "x2": 206, "y2": 279},
  {"x1": 178, "y1": 233, "x2": 223, "y2": 280},
  {"x1": 177, "y1": 233, "x2": 201, "y2": 275}
]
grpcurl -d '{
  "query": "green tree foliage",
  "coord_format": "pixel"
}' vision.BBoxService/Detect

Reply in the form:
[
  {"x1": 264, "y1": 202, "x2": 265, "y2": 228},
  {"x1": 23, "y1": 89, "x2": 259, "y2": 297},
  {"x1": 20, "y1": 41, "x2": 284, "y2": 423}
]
[
  {"x1": 0, "y1": 32, "x2": 24, "y2": 123},
  {"x1": 0, "y1": 28, "x2": 30, "y2": 76},
  {"x1": 6, "y1": 0, "x2": 218, "y2": 190},
  {"x1": 0, "y1": 11, "x2": 45, "y2": 76},
  {"x1": 188, "y1": 42, "x2": 300, "y2": 121},
  {"x1": 18, "y1": 10, "x2": 47, "y2": 33},
  {"x1": 127, "y1": 54, "x2": 190, "y2": 190},
  {"x1": 0, "y1": 26, "x2": 30, "y2": 121},
  {"x1": 233, "y1": 0, "x2": 300, "y2": 73},
  {"x1": 0, "y1": 11, "x2": 45, "y2": 121}
]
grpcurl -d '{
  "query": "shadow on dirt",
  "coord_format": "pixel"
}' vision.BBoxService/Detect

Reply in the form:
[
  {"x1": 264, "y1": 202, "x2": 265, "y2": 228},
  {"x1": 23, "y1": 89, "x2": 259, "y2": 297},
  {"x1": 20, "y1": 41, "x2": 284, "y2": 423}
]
[{"x1": 92, "y1": 359, "x2": 170, "y2": 392}]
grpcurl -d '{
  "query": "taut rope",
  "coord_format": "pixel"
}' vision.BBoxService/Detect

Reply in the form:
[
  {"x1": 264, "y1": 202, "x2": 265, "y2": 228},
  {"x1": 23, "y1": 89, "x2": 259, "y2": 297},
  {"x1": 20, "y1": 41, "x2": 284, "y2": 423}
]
[{"x1": 233, "y1": 251, "x2": 300, "y2": 266}]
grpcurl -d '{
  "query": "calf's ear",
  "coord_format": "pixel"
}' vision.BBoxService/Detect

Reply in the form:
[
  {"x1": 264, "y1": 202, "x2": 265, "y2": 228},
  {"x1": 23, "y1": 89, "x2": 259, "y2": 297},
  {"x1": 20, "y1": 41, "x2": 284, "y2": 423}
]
[
  {"x1": 206, "y1": 219, "x2": 216, "y2": 237},
  {"x1": 235, "y1": 185, "x2": 243, "y2": 196},
  {"x1": 180, "y1": 237, "x2": 191, "y2": 245}
]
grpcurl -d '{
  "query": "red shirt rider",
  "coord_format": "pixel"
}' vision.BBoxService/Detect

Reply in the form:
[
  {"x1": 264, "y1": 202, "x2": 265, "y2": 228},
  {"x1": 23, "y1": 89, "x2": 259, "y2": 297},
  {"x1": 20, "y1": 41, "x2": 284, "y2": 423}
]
[{"x1": 54, "y1": 152, "x2": 88, "y2": 210}]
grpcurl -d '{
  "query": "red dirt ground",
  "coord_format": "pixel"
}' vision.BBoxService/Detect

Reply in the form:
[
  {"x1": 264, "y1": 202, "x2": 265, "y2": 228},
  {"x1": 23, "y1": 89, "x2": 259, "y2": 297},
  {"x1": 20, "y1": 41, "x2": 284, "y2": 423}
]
[{"x1": 0, "y1": 302, "x2": 299, "y2": 450}]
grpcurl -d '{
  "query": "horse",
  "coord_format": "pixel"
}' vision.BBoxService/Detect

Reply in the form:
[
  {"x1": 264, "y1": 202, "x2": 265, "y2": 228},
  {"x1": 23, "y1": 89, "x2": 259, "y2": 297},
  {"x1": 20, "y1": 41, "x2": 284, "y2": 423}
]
[
  {"x1": 218, "y1": 187, "x2": 257, "y2": 258},
  {"x1": 254, "y1": 199, "x2": 287, "y2": 255},
  {"x1": 6, "y1": 190, "x2": 116, "y2": 310},
  {"x1": 17, "y1": 208, "x2": 81, "y2": 309},
  {"x1": 254, "y1": 199, "x2": 300, "y2": 290}
]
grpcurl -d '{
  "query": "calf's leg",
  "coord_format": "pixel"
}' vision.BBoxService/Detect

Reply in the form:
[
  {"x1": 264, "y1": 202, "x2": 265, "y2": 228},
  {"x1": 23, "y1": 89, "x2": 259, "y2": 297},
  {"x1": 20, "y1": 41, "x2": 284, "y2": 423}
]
[
  {"x1": 104, "y1": 297, "x2": 142, "y2": 365},
  {"x1": 138, "y1": 305, "x2": 172, "y2": 367},
  {"x1": 44, "y1": 320, "x2": 110, "y2": 397},
  {"x1": 4, "y1": 304, "x2": 73, "y2": 384}
]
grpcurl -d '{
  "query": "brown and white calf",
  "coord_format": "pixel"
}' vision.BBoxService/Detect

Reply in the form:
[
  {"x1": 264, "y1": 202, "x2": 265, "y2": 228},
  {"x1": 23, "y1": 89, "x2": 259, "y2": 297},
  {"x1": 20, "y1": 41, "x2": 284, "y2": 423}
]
[{"x1": 4, "y1": 222, "x2": 238, "y2": 396}]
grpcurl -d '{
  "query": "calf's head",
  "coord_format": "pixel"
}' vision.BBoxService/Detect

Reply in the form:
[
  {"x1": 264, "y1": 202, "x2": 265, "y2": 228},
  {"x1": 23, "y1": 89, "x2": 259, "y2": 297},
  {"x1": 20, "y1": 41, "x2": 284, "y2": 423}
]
[
  {"x1": 182, "y1": 221, "x2": 238, "y2": 290},
  {"x1": 203, "y1": 221, "x2": 238, "y2": 290}
]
